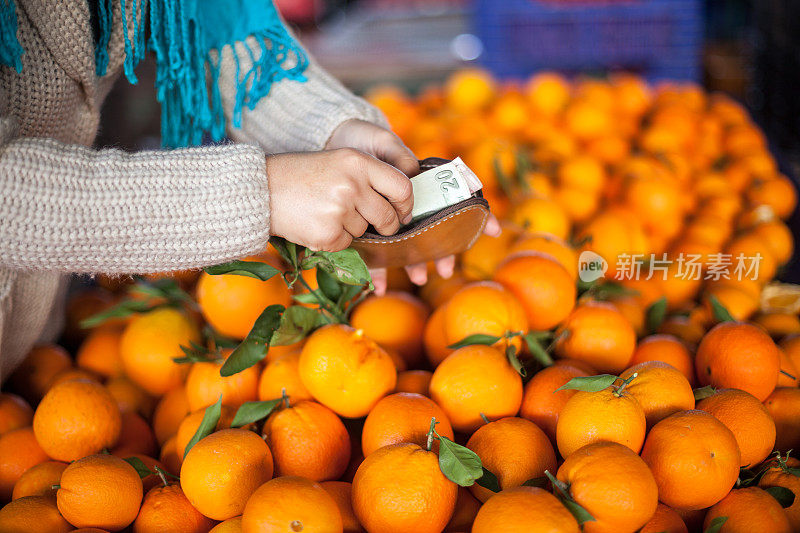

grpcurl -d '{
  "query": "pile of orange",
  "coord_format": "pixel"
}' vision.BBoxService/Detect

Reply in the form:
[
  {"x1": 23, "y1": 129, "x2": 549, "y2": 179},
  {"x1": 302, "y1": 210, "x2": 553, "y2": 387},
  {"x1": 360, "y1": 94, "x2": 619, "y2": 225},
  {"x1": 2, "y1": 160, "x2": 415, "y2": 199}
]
[{"x1": 1, "y1": 69, "x2": 800, "y2": 532}]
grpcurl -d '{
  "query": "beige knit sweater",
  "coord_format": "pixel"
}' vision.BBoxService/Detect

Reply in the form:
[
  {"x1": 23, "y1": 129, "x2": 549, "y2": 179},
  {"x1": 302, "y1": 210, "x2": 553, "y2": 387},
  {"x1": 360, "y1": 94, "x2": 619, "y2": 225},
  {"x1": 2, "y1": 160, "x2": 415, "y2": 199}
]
[{"x1": 0, "y1": 0, "x2": 387, "y2": 382}]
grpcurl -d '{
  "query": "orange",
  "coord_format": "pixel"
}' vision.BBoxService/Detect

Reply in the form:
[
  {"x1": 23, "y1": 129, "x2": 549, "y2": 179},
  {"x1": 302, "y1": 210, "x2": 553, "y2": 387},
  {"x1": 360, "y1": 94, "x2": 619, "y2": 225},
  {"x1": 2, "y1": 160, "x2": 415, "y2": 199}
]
[
  {"x1": 350, "y1": 292, "x2": 429, "y2": 367},
  {"x1": 299, "y1": 325, "x2": 396, "y2": 418},
  {"x1": 639, "y1": 504, "x2": 688, "y2": 533},
  {"x1": 746, "y1": 175, "x2": 797, "y2": 219},
  {"x1": 702, "y1": 284, "x2": 759, "y2": 322},
  {"x1": 33, "y1": 379, "x2": 122, "y2": 462},
  {"x1": 0, "y1": 393, "x2": 33, "y2": 435},
  {"x1": 466, "y1": 417, "x2": 556, "y2": 502},
  {"x1": 320, "y1": 481, "x2": 362, "y2": 533},
  {"x1": 48, "y1": 368, "x2": 99, "y2": 387},
  {"x1": 159, "y1": 437, "x2": 181, "y2": 476},
  {"x1": 76, "y1": 325, "x2": 125, "y2": 379},
  {"x1": 444, "y1": 68, "x2": 496, "y2": 113},
  {"x1": 57, "y1": 454, "x2": 143, "y2": 530},
  {"x1": 119, "y1": 307, "x2": 200, "y2": 396},
  {"x1": 519, "y1": 363, "x2": 589, "y2": 442},
  {"x1": 556, "y1": 382, "x2": 646, "y2": 458},
  {"x1": 423, "y1": 305, "x2": 452, "y2": 367},
  {"x1": 472, "y1": 486, "x2": 579, "y2": 533},
  {"x1": 697, "y1": 388, "x2": 776, "y2": 467},
  {"x1": 724, "y1": 232, "x2": 778, "y2": 282},
  {"x1": 209, "y1": 517, "x2": 242, "y2": 533},
  {"x1": 460, "y1": 222, "x2": 520, "y2": 281},
  {"x1": 111, "y1": 411, "x2": 158, "y2": 457},
  {"x1": 760, "y1": 457, "x2": 800, "y2": 531},
  {"x1": 362, "y1": 393, "x2": 453, "y2": 457},
  {"x1": 0, "y1": 495, "x2": 73, "y2": 533},
  {"x1": 125, "y1": 454, "x2": 169, "y2": 495},
  {"x1": 763, "y1": 387, "x2": 800, "y2": 451},
  {"x1": 418, "y1": 271, "x2": 467, "y2": 310},
  {"x1": 185, "y1": 350, "x2": 259, "y2": 411},
  {"x1": 576, "y1": 208, "x2": 649, "y2": 278},
  {"x1": 352, "y1": 443, "x2": 457, "y2": 533},
  {"x1": 152, "y1": 387, "x2": 190, "y2": 445},
  {"x1": 181, "y1": 428, "x2": 273, "y2": 521},
  {"x1": 557, "y1": 155, "x2": 606, "y2": 194},
  {"x1": 429, "y1": 345, "x2": 523, "y2": 433},
  {"x1": 555, "y1": 301, "x2": 637, "y2": 374},
  {"x1": 394, "y1": 370, "x2": 433, "y2": 396},
  {"x1": 558, "y1": 441, "x2": 658, "y2": 533},
  {"x1": 257, "y1": 350, "x2": 313, "y2": 403},
  {"x1": 493, "y1": 252, "x2": 576, "y2": 331},
  {"x1": 132, "y1": 483, "x2": 216, "y2": 533},
  {"x1": 242, "y1": 476, "x2": 343, "y2": 533},
  {"x1": 629, "y1": 335, "x2": 695, "y2": 385},
  {"x1": 695, "y1": 322, "x2": 781, "y2": 401},
  {"x1": 756, "y1": 313, "x2": 800, "y2": 340},
  {"x1": 641, "y1": 410, "x2": 740, "y2": 510},
  {"x1": 175, "y1": 405, "x2": 238, "y2": 459},
  {"x1": 610, "y1": 295, "x2": 646, "y2": 336},
  {"x1": 196, "y1": 265, "x2": 291, "y2": 340},
  {"x1": 619, "y1": 361, "x2": 695, "y2": 429},
  {"x1": 704, "y1": 487, "x2": 791, "y2": 533},
  {"x1": 263, "y1": 400, "x2": 350, "y2": 482},
  {"x1": 507, "y1": 233, "x2": 578, "y2": 280},
  {"x1": 564, "y1": 98, "x2": 612, "y2": 142},
  {"x1": 525, "y1": 72, "x2": 571, "y2": 116},
  {"x1": 444, "y1": 487, "x2": 481, "y2": 532},
  {"x1": 777, "y1": 347, "x2": 799, "y2": 387},
  {"x1": 0, "y1": 427, "x2": 49, "y2": 501},
  {"x1": 752, "y1": 219, "x2": 794, "y2": 264},
  {"x1": 658, "y1": 316, "x2": 706, "y2": 348},
  {"x1": 509, "y1": 196, "x2": 571, "y2": 240},
  {"x1": 782, "y1": 335, "x2": 800, "y2": 371},
  {"x1": 7, "y1": 344, "x2": 72, "y2": 404},
  {"x1": 105, "y1": 375, "x2": 156, "y2": 418},
  {"x1": 11, "y1": 461, "x2": 67, "y2": 500}
]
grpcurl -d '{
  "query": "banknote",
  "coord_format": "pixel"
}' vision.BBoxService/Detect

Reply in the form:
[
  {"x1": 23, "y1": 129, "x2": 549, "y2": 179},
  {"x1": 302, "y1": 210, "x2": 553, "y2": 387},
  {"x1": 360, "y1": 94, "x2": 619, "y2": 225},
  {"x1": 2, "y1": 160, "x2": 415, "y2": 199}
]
[{"x1": 409, "y1": 157, "x2": 483, "y2": 222}]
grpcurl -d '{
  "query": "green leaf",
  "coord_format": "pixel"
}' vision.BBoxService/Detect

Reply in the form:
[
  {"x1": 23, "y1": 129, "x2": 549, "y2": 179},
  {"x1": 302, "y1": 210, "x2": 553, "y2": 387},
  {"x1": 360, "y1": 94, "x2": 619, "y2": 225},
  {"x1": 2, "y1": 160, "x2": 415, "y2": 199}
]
[
  {"x1": 561, "y1": 499, "x2": 596, "y2": 525},
  {"x1": 230, "y1": 399, "x2": 282, "y2": 428},
  {"x1": 123, "y1": 456, "x2": 154, "y2": 479},
  {"x1": 704, "y1": 516, "x2": 728, "y2": 533},
  {"x1": 437, "y1": 435, "x2": 484, "y2": 487},
  {"x1": 694, "y1": 386, "x2": 717, "y2": 402},
  {"x1": 738, "y1": 464, "x2": 769, "y2": 487},
  {"x1": 554, "y1": 374, "x2": 618, "y2": 393},
  {"x1": 522, "y1": 476, "x2": 548, "y2": 488},
  {"x1": 204, "y1": 260, "x2": 281, "y2": 281},
  {"x1": 709, "y1": 295, "x2": 736, "y2": 323},
  {"x1": 183, "y1": 396, "x2": 222, "y2": 458},
  {"x1": 292, "y1": 291, "x2": 328, "y2": 305},
  {"x1": 339, "y1": 283, "x2": 364, "y2": 307},
  {"x1": 447, "y1": 334, "x2": 502, "y2": 350},
  {"x1": 765, "y1": 486, "x2": 795, "y2": 508},
  {"x1": 523, "y1": 333, "x2": 555, "y2": 367},
  {"x1": 316, "y1": 268, "x2": 343, "y2": 302},
  {"x1": 203, "y1": 325, "x2": 239, "y2": 349},
  {"x1": 131, "y1": 278, "x2": 195, "y2": 307},
  {"x1": 505, "y1": 345, "x2": 527, "y2": 378},
  {"x1": 475, "y1": 467, "x2": 501, "y2": 493},
  {"x1": 271, "y1": 306, "x2": 322, "y2": 346},
  {"x1": 270, "y1": 237, "x2": 298, "y2": 268},
  {"x1": 645, "y1": 297, "x2": 668, "y2": 334},
  {"x1": 173, "y1": 341, "x2": 220, "y2": 364},
  {"x1": 79, "y1": 299, "x2": 154, "y2": 329},
  {"x1": 220, "y1": 305, "x2": 284, "y2": 377},
  {"x1": 302, "y1": 249, "x2": 373, "y2": 289}
]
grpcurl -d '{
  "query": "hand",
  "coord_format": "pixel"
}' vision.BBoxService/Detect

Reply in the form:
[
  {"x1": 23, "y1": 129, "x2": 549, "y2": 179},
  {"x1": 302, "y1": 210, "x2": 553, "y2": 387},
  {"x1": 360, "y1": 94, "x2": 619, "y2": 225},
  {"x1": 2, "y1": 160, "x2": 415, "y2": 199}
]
[{"x1": 266, "y1": 149, "x2": 413, "y2": 251}]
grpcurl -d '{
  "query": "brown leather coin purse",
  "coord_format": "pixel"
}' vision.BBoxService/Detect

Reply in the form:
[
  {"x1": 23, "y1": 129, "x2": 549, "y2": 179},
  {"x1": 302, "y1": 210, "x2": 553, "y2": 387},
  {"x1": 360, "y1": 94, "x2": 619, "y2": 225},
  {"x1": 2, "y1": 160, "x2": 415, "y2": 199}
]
[{"x1": 351, "y1": 157, "x2": 491, "y2": 269}]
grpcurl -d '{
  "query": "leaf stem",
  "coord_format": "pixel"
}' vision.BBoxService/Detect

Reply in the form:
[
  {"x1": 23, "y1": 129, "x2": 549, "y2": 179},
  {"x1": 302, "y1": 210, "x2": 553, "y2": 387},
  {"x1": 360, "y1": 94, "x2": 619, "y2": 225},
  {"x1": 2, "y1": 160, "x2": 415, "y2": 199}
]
[
  {"x1": 614, "y1": 372, "x2": 637, "y2": 397},
  {"x1": 426, "y1": 417, "x2": 438, "y2": 451},
  {"x1": 282, "y1": 388, "x2": 290, "y2": 409},
  {"x1": 297, "y1": 273, "x2": 347, "y2": 323},
  {"x1": 155, "y1": 467, "x2": 169, "y2": 487}
]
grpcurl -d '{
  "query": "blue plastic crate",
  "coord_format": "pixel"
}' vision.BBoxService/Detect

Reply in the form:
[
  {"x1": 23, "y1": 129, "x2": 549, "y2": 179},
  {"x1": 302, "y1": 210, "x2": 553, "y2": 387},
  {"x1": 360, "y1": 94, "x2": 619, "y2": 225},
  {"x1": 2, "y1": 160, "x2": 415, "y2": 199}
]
[{"x1": 472, "y1": 0, "x2": 703, "y2": 82}]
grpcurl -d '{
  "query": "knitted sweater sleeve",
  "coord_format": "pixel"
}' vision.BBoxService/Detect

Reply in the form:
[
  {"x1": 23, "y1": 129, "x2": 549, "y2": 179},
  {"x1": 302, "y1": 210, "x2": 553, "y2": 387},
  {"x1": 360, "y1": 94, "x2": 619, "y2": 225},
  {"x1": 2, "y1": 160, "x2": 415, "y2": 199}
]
[{"x1": 0, "y1": 117, "x2": 271, "y2": 274}]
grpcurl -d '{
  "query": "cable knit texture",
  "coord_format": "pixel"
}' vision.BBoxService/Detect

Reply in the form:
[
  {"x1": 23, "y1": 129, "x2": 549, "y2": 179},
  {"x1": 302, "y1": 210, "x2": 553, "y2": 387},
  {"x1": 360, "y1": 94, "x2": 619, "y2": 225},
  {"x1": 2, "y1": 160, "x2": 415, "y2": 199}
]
[{"x1": 0, "y1": 0, "x2": 386, "y2": 382}]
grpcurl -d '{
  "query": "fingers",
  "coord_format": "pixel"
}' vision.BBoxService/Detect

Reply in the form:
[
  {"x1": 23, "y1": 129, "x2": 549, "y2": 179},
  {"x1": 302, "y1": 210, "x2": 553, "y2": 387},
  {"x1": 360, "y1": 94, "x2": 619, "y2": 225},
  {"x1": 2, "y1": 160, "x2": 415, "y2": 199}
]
[
  {"x1": 372, "y1": 130, "x2": 420, "y2": 177},
  {"x1": 343, "y1": 211, "x2": 369, "y2": 239},
  {"x1": 405, "y1": 263, "x2": 428, "y2": 286},
  {"x1": 434, "y1": 255, "x2": 456, "y2": 279},
  {"x1": 483, "y1": 213, "x2": 502, "y2": 237},
  {"x1": 370, "y1": 268, "x2": 388, "y2": 296},
  {"x1": 357, "y1": 189, "x2": 402, "y2": 236},
  {"x1": 361, "y1": 156, "x2": 414, "y2": 225}
]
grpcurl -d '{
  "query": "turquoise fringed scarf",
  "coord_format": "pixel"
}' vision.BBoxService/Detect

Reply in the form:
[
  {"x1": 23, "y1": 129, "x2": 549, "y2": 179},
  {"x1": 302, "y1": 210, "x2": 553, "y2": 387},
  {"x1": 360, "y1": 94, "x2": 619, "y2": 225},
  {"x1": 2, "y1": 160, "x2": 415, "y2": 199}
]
[{"x1": 0, "y1": 0, "x2": 308, "y2": 148}]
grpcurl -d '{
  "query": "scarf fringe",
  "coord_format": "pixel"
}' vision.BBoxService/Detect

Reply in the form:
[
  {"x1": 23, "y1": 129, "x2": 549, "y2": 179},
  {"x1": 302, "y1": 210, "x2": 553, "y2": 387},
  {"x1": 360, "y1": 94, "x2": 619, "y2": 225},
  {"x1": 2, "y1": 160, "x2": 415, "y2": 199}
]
[{"x1": 0, "y1": 0, "x2": 23, "y2": 73}]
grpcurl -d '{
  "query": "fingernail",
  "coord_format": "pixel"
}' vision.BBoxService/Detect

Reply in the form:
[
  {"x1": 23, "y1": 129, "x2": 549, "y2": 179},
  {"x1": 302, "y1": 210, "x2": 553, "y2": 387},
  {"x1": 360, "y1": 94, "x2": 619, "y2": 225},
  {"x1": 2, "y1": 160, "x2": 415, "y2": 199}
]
[{"x1": 401, "y1": 214, "x2": 412, "y2": 225}]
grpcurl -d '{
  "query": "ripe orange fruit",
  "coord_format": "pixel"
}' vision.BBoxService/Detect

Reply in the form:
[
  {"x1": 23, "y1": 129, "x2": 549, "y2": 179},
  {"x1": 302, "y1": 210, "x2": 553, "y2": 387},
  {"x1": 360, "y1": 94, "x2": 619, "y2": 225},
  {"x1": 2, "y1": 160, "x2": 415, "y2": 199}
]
[
  {"x1": 509, "y1": 196, "x2": 571, "y2": 240},
  {"x1": 353, "y1": 443, "x2": 457, "y2": 533},
  {"x1": 119, "y1": 308, "x2": 199, "y2": 396},
  {"x1": 695, "y1": 322, "x2": 781, "y2": 401},
  {"x1": 445, "y1": 487, "x2": 481, "y2": 532},
  {"x1": 104, "y1": 375, "x2": 155, "y2": 418},
  {"x1": 777, "y1": 347, "x2": 799, "y2": 387},
  {"x1": 263, "y1": 400, "x2": 350, "y2": 481},
  {"x1": 174, "y1": 404, "x2": 239, "y2": 460},
  {"x1": 57, "y1": 454, "x2": 143, "y2": 530},
  {"x1": 320, "y1": 481, "x2": 362, "y2": 533},
  {"x1": 576, "y1": 208, "x2": 649, "y2": 278},
  {"x1": 460, "y1": 224, "x2": 520, "y2": 280},
  {"x1": 629, "y1": 335, "x2": 695, "y2": 385},
  {"x1": 493, "y1": 252, "x2": 576, "y2": 331},
  {"x1": 242, "y1": 476, "x2": 343, "y2": 533},
  {"x1": 525, "y1": 72, "x2": 571, "y2": 116},
  {"x1": 111, "y1": 411, "x2": 158, "y2": 457},
  {"x1": 755, "y1": 313, "x2": 800, "y2": 340},
  {"x1": 33, "y1": 379, "x2": 122, "y2": 462},
  {"x1": 696, "y1": 389, "x2": 776, "y2": 467},
  {"x1": 350, "y1": 292, "x2": 429, "y2": 367},
  {"x1": 619, "y1": 361, "x2": 695, "y2": 429},
  {"x1": 181, "y1": 428, "x2": 274, "y2": 521},
  {"x1": 257, "y1": 350, "x2": 313, "y2": 403},
  {"x1": 658, "y1": 315, "x2": 706, "y2": 348},
  {"x1": 159, "y1": 437, "x2": 181, "y2": 476},
  {"x1": 759, "y1": 457, "x2": 800, "y2": 531},
  {"x1": 184, "y1": 351, "x2": 259, "y2": 411},
  {"x1": 76, "y1": 325, "x2": 125, "y2": 379},
  {"x1": 558, "y1": 441, "x2": 658, "y2": 532},
  {"x1": 746, "y1": 174, "x2": 797, "y2": 220},
  {"x1": 0, "y1": 393, "x2": 33, "y2": 436},
  {"x1": 125, "y1": 454, "x2": 169, "y2": 495},
  {"x1": 704, "y1": 487, "x2": 791, "y2": 533},
  {"x1": 394, "y1": 370, "x2": 433, "y2": 396},
  {"x1": 702, "y1": 284, "x2": 759, "y2": 322},
  {"x1": 430, "y1": 345, "x2": 523, "y2": 433},
  {"x1": 466, "y1": 417, "x2": 556, "y2": 502},
  {"x1": 418, "y1": 271, "x2": 467, "y2": 310},
  {"x1": 763, "y1": 387, "x2": 800, "y2": 451},
  {"x1": 555, "y1": 301, "x2": 637, "y2": 374},
  {"x1": 210, "y1": 517, "x2": 242, "y2": 533},
  {"x1": 508, "y1": 233, "x2": 578, "y2": 280},
  {"x1": 472, "y1": 486, "x2": 579, "y2": 533},
  {"x1": 11, "y1": 460, "x2": 67, "y2": 500},
  {"x1": 152, "y1": 386, "x2": 190, "y2": 445},
  {"x1": 641, "y1": 410, "x2": 740, "y2": 510},
  {"x1": 0, "y1": 427, "x2": 49, "y2": 501},
  {"x1": 445, "y1": 68, "x2": 496, "y2": 113},
  {"x1": 362, "y1": 393, "x2": 453, "y2": 457},
  {"x1": 556, "y1": 381, "x2": 646, "y2": 458},
  {"x1": 519, "y1": 363, "x2": 590, "y2": 442},
  {"x1": 7, "y1": 344, "x2": 72, "y2": 404},
  {"x1": 299, "y1": 324, "x2": 397, "y2": 418},
  {"x1": 48, "y1": 368, "x2": 99, "y2": 388},
  {"x1": 0, "y1": 495, "x2": 74, "y2": 533},
  {"x1": 132, "y1": 483, "x2": 216, "y2": 533},
  {"x1": 752, "y1": 219, "x2": 794, "y2": 265},
  {"x1": 639, "y1": 504, "x2": 688, "y2": 533},
  {"x1": 196, "y1": 265, "x2": 291, "y2": 340},
  {"x1": 423, "y1": 305, "x2": 452, "y2": 367}
]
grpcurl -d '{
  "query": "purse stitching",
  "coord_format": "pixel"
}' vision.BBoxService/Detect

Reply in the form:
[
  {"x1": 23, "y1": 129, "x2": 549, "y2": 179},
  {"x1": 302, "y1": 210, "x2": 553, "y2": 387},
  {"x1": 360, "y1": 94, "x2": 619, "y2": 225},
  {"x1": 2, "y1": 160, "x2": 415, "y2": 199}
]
[{"x1": 353, "y1": 206, "x2": 489, "y2": 246}]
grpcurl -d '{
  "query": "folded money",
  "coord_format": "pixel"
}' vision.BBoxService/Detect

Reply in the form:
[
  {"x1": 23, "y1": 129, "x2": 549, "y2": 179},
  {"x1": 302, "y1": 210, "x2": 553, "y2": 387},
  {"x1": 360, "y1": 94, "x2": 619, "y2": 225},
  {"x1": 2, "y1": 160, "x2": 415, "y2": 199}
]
[{"x1": 409, "y1": 157, "x2": 484, "y2": 223}]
